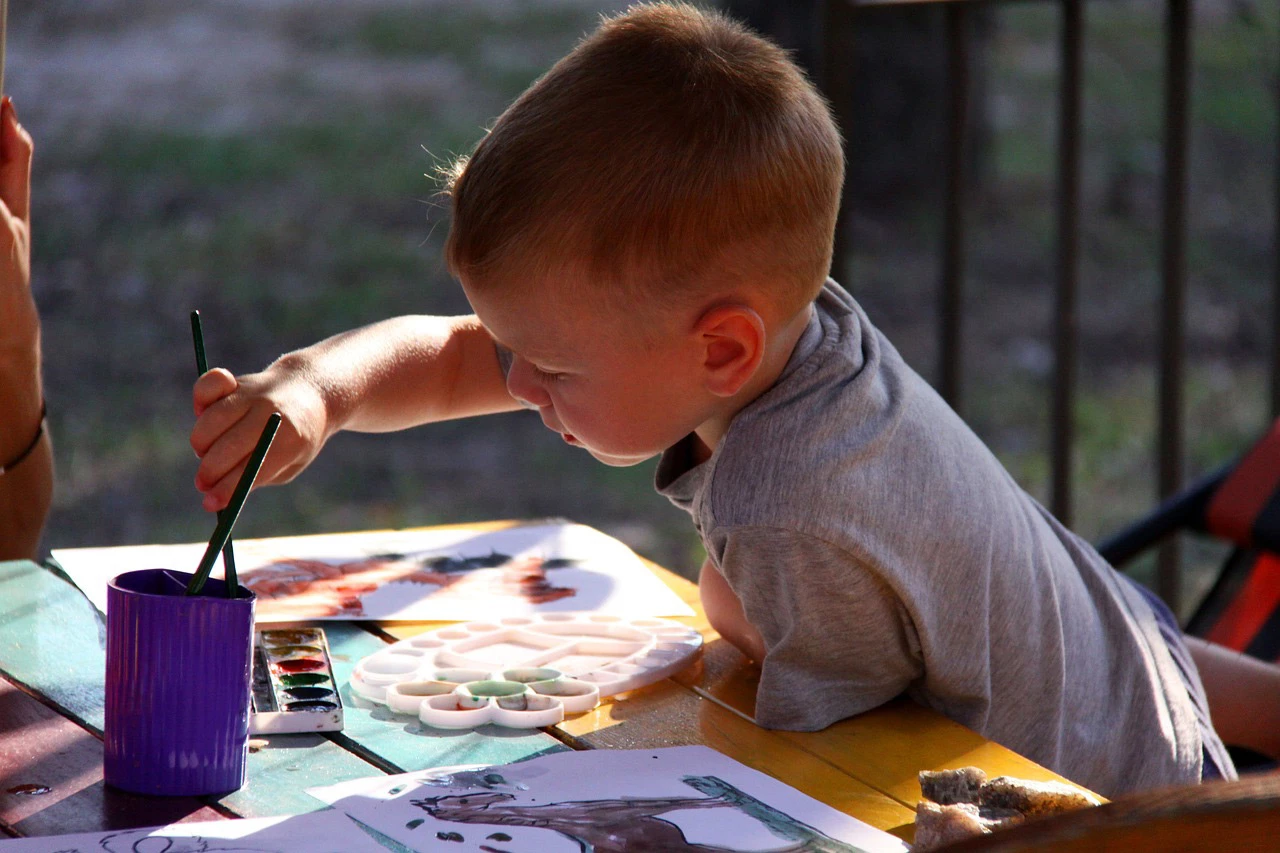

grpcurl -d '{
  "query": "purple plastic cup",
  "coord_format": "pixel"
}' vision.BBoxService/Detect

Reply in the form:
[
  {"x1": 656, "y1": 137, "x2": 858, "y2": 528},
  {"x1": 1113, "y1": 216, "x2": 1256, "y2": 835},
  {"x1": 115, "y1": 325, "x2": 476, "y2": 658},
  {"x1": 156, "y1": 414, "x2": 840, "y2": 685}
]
[{"x1": 104, "y1": 568, "x2": 256, "y2": 796}]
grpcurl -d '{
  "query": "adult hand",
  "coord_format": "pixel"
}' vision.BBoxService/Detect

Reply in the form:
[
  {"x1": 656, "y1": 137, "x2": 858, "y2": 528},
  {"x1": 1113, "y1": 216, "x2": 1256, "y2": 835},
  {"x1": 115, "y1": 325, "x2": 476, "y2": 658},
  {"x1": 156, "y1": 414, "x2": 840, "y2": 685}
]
[
  {"x1": 0, "y1": 98, "x2": 32, "y2": 334},
  {"x1": 0, "y1": 97, "x2": 51, "y2": 561}
]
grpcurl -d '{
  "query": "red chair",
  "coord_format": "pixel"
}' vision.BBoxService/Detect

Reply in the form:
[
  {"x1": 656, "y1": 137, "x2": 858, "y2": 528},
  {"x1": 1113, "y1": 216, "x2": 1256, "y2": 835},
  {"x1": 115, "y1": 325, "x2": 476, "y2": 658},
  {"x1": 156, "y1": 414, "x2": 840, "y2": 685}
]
[
  {"x1": 1097, "y1": 417, "x2": 1280, "y2": 772},
  {"x1": 1097, "y1": 416, "x2": 1280, "y2": 664}
]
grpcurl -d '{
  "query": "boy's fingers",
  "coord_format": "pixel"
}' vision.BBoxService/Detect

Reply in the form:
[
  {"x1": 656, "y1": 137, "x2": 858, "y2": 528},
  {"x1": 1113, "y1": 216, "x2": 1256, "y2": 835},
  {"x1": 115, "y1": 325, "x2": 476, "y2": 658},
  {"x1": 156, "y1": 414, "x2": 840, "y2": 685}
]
[
  {"x1": 189, "y1": 393, "x2": 250, "y2": 457},
  {"x1": 200, "y1": 446, "x2": 291, "y2": 513},
  {"x1": 192, "y1": 368, "x2": 238, "y2": 417},
  {"x1": 0, "y1": 99, "x2": 33, "y2": 224},
  {"x1": 200, "y1": 463, "x2": 246, "y2": 513},
  {"x1": 194, "y1": 408, "x2": 278, "y2": 489}
]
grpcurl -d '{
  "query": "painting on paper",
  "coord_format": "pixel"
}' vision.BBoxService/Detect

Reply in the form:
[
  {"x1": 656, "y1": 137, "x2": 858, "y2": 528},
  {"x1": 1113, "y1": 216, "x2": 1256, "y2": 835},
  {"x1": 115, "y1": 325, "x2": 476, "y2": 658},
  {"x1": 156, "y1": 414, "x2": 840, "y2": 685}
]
[
  {"x1": 309, "y1": 746, "x2": 910, "y2": 853},
  {"x1": 51, "y1": 522, "x2": 693, "y2": 623}
]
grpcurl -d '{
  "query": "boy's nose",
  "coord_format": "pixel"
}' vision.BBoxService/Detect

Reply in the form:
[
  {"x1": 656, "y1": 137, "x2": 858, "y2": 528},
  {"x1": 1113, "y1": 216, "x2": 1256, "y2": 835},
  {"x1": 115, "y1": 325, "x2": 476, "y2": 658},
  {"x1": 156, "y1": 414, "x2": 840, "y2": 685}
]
[{"x1": 507, "y1": 358, "x2": 552, "y2": 409}]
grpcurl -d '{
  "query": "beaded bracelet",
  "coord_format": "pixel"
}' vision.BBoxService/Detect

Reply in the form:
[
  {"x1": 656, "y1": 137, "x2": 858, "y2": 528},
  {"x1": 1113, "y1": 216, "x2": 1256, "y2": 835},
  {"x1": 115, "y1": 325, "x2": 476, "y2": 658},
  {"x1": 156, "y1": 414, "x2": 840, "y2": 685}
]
[{"x1": 0, "y1": 402, "x2": 47, "y2": 475}]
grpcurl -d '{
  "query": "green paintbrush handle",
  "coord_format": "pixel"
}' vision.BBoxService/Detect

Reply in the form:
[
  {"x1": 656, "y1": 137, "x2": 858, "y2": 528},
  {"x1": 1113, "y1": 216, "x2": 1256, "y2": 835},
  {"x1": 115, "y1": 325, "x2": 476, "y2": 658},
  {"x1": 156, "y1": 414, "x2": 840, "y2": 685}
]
[
  {"x1": 190, "y1": 310, "x2": 209, "y2": 375},
  {"x1": 186, "y1": 413, "x2": 281, "y2": 596},
  {"x1": 190, "y1": 310, "x2": 240, "y2": 595}
]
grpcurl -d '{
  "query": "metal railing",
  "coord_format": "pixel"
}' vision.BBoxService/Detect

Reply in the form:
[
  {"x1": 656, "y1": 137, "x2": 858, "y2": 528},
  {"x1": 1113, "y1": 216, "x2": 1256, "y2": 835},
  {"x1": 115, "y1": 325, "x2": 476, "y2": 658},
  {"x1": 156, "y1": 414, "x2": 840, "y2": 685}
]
[{"x1": 817, "y1": 0, "x2": 1280, "y2": 612}]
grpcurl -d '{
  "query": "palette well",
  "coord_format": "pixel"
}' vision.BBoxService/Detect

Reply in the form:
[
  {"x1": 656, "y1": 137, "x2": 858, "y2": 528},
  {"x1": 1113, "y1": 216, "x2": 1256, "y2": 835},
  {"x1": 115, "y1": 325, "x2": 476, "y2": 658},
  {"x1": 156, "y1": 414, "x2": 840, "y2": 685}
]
[
  {"x1": 250, "y1": 628, "x2": 344, "y2": 734},
  {"x1": 350, "y1": 613, "x2": 703, "y2": 729}
]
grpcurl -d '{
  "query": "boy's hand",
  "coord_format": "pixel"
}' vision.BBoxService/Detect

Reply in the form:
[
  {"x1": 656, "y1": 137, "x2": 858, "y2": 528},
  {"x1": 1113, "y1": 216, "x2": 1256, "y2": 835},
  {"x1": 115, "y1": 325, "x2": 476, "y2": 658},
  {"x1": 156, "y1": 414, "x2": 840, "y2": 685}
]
[{"x1": 190, "y1": 362, "x2": 330, "y2": 511}]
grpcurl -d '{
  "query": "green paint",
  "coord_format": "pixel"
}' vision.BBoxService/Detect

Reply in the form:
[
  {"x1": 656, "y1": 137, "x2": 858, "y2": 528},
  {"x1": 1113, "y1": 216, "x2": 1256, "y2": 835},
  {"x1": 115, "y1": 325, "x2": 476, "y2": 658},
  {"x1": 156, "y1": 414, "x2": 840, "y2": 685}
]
[
  {"x1": 280, "y1": 673, "x2": 328, "y2": 687},
  {"x1": 0, "y1": 562, "x2": 389, "y2": 819}
]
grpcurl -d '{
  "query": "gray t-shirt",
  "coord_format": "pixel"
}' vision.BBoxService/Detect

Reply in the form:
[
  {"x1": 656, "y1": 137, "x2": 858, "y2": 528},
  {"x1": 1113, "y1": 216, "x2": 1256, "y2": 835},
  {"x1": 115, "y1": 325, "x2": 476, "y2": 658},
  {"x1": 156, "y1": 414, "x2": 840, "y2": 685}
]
[{"x1": 655, "y1": 280, "x2": 1215, "y2": 798}]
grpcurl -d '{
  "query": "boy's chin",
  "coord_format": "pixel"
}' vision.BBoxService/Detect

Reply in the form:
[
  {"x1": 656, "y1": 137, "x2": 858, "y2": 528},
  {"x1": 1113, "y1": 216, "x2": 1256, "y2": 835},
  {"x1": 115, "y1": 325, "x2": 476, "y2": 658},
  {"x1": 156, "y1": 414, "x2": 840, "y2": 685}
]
[{"x1": 584, "y1": 447, "x2": 659, "y2": 467}]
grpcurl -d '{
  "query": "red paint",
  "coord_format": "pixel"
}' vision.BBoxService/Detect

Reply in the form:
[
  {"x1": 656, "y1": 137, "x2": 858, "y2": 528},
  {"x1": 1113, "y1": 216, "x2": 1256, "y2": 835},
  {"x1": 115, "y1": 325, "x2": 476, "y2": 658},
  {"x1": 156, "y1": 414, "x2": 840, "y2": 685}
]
[{"x1": 275, "y1": 658, "x2": 324, "y2": 673}]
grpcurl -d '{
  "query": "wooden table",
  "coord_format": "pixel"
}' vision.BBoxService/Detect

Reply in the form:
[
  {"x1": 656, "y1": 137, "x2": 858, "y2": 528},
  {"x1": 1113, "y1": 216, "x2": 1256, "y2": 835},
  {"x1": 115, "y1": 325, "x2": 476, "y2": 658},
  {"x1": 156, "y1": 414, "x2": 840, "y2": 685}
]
[{"x1": 0, "y1": 523, "x2": 1095, "y2": 846}]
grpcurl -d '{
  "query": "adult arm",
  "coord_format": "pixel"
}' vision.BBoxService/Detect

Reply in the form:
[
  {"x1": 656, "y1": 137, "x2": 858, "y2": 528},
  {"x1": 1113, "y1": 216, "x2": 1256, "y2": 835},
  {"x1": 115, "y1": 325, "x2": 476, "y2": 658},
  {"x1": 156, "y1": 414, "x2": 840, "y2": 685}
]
[
  {"x1": 0, "y1": 98, "x2": 51, "y2": 561},
  {"x1": 191, "y1": 314, "x2": 520, "y2": 511}
]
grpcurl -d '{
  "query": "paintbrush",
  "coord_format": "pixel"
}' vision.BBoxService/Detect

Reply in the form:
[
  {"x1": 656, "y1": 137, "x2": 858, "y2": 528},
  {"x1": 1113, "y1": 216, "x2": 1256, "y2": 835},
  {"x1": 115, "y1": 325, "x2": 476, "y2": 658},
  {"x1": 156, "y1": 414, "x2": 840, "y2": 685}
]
[
  {"x1": 186, "y1": 413, "x2": 281, "y2": 596},
  {"x1": 191, "y1": 310, "x2": 241, "y2": 597}
]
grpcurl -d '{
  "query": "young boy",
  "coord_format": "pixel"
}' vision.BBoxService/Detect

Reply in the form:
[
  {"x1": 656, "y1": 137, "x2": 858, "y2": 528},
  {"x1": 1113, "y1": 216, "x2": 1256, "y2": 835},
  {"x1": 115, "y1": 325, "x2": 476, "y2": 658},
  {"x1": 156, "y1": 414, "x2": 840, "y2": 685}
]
[{"x1": 190, "y1": 4, "x2": 1278, "y2": 797}]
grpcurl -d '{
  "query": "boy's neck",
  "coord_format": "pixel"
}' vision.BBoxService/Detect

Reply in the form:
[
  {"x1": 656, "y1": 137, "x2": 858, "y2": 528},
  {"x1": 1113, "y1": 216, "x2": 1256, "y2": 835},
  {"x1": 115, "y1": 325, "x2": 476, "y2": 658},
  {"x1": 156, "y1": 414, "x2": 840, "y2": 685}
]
[{"x1": 693, "y1": 301, "x2": 815, "y2": 460}]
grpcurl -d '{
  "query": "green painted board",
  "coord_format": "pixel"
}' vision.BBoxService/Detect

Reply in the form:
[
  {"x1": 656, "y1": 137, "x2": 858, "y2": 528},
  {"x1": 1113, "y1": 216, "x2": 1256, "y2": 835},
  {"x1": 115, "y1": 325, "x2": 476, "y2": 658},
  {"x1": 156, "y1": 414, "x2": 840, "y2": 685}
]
[
  {"x1": 0, "y1": 560, "x2": 110, "y2": 731},
  {"x1": 0, "y1": 561, "x2": 565, "y2": 821},
  {"x1": 324, "y1": 623, "x2": 567, "y2": 773},
  {"x1": 0, "y1": 562, "x2": 383, "y2": 819}
]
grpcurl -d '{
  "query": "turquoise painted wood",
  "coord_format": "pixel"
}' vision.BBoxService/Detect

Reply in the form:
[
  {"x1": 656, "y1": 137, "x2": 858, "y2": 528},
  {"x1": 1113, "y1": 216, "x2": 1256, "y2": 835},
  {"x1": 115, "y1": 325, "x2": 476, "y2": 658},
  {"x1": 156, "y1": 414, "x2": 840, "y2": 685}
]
[
  {"x1": 0, "y1": 561, "x2": 110, "y2": 731},
  {"x1": 0, "y1": 561, "x2": 565, "y2": 824},
  {"x1": 324, "y1": 623, "x2": 567, "y2": 773},
  {"x1": 0, "y1": 562, "x2": 383, "y2": 819}
]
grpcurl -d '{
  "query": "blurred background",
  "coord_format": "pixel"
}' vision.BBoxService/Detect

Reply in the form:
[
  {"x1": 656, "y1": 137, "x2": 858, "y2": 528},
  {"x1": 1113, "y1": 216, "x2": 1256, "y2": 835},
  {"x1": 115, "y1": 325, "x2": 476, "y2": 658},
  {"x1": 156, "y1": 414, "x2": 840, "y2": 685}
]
[{"x1": 15, "y1": 0, "x2": 1278, "y2": 613}]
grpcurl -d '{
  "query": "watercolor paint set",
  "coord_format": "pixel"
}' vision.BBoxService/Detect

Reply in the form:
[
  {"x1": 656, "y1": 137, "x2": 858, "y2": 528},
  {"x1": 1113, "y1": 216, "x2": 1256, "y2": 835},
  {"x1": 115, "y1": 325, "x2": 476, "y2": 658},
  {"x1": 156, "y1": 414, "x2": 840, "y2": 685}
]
[{"x1": 250, "y1": 627, "x2": 344, "y2": 734}]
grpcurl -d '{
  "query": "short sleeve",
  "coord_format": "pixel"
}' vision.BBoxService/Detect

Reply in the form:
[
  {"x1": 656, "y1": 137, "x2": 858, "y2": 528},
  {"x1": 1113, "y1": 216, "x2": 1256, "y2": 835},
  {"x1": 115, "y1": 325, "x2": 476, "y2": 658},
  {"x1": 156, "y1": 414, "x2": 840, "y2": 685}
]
[{"x1": 711, "y1": 525, "x2": 923, "y2": 731}]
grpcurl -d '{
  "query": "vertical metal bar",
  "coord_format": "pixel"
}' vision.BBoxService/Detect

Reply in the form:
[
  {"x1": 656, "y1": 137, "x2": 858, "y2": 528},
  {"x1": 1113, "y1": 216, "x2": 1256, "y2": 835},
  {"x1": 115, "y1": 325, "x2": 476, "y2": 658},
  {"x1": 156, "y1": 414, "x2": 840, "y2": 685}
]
[
  {"x1": 1052, "y1": 0, "x2": 1083, "y2": 527},
  {"x1": 1272, "y1": 67, "x2": 1280, "y2": 420},
  {"x1": 820, "y1": 1, "x2": 858, "y2": 286},
  {"x1": 940, "y1": 4, "x2": 970, "y2": 412},
  {"x1": 1157, "y1": 0, "x2": 1192, "y2": 611}
]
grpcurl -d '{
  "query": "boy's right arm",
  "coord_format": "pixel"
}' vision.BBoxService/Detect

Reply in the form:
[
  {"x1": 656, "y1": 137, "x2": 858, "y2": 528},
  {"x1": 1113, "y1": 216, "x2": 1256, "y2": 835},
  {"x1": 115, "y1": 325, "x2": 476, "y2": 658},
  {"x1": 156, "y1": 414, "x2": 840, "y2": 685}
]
[
  {"x1": 699, "y1": 557, "x2": 766, "y2": 663},
  {"x1": 190, "y1": 314, "x2": 518, "y2": 511}
]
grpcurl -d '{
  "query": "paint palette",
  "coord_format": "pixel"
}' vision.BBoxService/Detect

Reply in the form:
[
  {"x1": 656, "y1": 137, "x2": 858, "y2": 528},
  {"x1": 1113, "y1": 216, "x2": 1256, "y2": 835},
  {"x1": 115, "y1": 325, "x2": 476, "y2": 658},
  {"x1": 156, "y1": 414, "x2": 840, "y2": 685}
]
[
  {"x1": 350, "y1": 613, "x2": 703, "y2": 729},
  {"x1": 250, "y1": 627, "x2": 344, "y2": 734}
]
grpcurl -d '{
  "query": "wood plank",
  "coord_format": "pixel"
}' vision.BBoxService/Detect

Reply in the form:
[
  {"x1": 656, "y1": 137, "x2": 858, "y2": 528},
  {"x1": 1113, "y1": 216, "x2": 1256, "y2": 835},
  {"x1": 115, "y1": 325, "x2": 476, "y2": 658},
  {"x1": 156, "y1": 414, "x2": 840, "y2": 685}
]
[
  {"x1": 555, "y1": 672, "x2": 915, "y2": 837},
  {"x1": 643, "y1": 562, "x2": 1099, "y2": 808},
  {"x1": 0, "y1": 561, "x2": 565, "y2": 821},
  {"x1": 0, "y1": 677, "x2": 225, "y2": 837},
  {"x1": 0, "y1": 561, "x2": 111, "y2": 731},
  {"x1": 0, "y1": 562, "x2": 392, "y2": 822},
  {"x1": 687, "y1": 639, "x2": 1100, "y2": 809}
]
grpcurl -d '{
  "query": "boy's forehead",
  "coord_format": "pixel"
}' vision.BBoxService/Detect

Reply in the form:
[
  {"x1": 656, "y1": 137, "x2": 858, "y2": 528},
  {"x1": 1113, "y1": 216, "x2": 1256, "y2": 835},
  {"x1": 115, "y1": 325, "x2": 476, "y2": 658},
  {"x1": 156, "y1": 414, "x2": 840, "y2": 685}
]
[{"x1": 464, "y1": 276, "x2": 600, "y2": 360}]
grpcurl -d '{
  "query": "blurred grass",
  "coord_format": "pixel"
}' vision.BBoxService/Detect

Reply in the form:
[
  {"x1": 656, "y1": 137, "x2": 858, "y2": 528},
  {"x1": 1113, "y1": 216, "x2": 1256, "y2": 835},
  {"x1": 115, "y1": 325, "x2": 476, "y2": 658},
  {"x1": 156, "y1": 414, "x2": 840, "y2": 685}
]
[{"x1": 23, "y1": 0, "x2": 1279, "y2": 603}]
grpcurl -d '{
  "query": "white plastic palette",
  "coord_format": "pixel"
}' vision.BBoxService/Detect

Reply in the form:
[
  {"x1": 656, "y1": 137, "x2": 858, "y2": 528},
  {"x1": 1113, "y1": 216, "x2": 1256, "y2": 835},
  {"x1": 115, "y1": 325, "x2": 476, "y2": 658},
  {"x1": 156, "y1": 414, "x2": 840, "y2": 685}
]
[{"x1": 351, "y1": 613, "x2": 702, "y2": 729}]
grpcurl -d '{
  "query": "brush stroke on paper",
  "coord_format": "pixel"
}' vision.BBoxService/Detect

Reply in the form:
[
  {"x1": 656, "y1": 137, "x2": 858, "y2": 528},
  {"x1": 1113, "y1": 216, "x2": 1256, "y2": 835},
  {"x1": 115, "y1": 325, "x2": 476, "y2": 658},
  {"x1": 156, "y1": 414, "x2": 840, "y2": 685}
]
[
  {"x1": 51, "y1": 522, "x2": 693, "y2": 623},
  {"x1": 308, "y1": 746, "x2": 909, "y2": 853}
]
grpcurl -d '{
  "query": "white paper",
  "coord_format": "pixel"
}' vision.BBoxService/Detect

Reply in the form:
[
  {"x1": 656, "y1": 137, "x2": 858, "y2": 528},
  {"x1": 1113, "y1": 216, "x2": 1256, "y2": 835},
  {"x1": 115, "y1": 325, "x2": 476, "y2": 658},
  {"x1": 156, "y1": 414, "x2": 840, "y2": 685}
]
[
  {"x1": 308, "y1": 746, "x2": 909, "y2": 853},
  {"x1": 0, "y1": 809, "x2": 389, "y2": 852},
  {"x1": 52, "y1": 522, "x2": 693, "y2": 622}
]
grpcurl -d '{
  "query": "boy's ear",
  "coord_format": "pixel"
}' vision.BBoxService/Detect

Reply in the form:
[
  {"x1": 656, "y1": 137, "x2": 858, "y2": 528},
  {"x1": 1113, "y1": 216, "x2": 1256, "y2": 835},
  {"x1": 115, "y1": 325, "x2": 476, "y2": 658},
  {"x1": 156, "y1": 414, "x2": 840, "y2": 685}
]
[{"x1": 694, "y1": 304, "x2": 766, "y2": 398}]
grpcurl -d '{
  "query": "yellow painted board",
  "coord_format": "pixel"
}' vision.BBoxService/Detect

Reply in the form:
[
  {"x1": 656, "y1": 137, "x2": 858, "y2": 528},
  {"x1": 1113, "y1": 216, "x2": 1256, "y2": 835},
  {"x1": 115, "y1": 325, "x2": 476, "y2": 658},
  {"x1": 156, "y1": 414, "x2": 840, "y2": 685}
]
[
  {"x1": 688, "y1": 640, "x2": 1103, "y2": 808},
  {"x1": 556, "y1": 682, "x2": 917, "y2": 837}
]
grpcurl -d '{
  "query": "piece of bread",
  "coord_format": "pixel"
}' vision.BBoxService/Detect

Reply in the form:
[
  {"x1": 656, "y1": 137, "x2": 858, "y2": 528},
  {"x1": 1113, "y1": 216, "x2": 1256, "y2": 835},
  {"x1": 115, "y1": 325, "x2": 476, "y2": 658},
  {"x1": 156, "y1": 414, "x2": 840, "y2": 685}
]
[
  {"x1": 912, "y1": 801, "x2": 1024, "y2": 851},
  {"x1": 919, "y1": 767, "x2": 987, "y2": 805},
  {"x1": 978, "y1": 775, "x2": 1102, "y2": 816},
  {"x1": 914, "y1": 768, "x2": 1100, "y2": 849}
]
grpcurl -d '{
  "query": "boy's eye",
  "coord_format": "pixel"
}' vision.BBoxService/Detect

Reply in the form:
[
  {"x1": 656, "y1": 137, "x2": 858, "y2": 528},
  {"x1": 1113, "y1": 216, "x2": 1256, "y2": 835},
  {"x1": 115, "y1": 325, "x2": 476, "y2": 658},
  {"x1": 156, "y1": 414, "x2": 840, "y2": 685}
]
[{"x1": 532, "y1": 365, "x2": 565, "y2": 382}]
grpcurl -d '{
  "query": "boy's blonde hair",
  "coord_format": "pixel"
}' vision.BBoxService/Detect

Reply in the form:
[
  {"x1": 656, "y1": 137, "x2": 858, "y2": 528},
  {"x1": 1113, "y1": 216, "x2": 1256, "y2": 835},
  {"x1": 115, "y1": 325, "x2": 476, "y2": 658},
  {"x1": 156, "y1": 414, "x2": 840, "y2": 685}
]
[{"x1": 445, "y1": 2, "x2": 844, "y2": 316}]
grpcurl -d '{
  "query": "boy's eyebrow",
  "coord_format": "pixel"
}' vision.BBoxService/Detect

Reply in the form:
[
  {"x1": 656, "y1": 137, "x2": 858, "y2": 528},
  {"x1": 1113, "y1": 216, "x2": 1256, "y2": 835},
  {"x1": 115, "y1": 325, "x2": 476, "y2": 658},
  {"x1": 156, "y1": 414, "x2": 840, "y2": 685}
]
[{"x1": 488, "y1": 333, "x2": 574, "y2": 369}]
